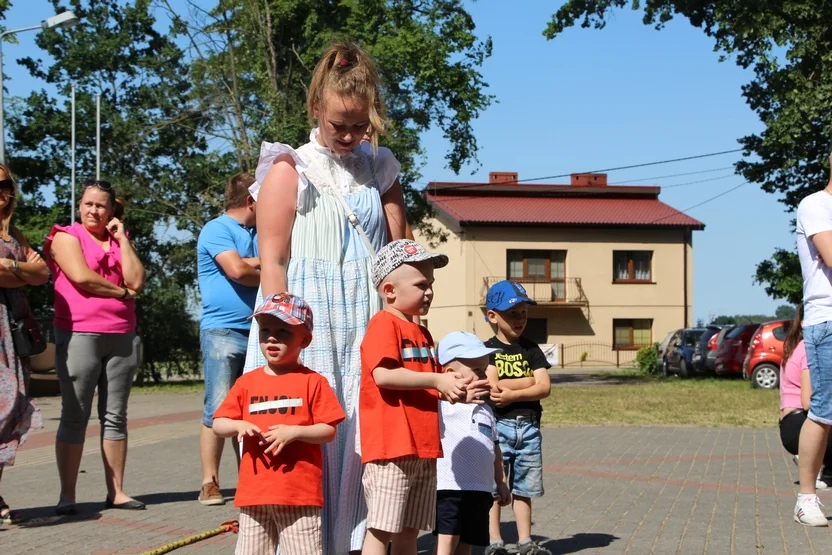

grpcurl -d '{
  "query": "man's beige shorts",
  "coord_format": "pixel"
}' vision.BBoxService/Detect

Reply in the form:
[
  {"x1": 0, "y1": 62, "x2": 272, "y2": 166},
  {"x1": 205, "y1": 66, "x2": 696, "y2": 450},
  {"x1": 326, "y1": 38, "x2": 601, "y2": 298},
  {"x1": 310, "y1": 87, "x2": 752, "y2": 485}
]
[{"x1": 363, "y1": 456, "x2": 437, "y2": 533}]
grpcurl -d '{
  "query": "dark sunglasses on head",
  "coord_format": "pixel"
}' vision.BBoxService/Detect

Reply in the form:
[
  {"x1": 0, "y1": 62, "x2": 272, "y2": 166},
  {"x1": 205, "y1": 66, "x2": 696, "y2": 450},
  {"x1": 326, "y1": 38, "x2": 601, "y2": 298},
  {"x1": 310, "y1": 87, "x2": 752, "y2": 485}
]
[
  {"x1": 83, "y1": 179, "x2": 114, "y2": 191},
  {"x1": 0, "y1": 179, "x2": 14, "y2": 191}
]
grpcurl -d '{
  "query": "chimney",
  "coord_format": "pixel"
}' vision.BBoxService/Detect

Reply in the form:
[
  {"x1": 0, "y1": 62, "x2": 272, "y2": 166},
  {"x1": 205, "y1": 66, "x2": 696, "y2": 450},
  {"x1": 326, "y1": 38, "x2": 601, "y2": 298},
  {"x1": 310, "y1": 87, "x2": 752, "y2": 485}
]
[
  {"x1": 570, "y1": 173, "x2": 608, "y2": 187},
  {"x1": 489, "y1": 171, "x2": 519, "y2": 184}
]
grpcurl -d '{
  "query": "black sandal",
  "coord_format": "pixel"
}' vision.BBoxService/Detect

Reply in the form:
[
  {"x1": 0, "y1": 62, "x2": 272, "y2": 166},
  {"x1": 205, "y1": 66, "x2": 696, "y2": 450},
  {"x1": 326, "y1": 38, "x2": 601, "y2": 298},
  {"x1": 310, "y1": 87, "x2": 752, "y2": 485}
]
[{"x1": 0, "y1": 496, "x2": 22, "y2": 524}]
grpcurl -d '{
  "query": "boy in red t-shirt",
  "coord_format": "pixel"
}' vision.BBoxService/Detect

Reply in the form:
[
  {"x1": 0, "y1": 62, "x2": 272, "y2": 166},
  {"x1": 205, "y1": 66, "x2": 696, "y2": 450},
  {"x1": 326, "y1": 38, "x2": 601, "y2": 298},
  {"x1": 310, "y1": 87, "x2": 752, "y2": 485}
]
[
  {"x1": 359, "y1": 239, "x2": 490, "y2": 555},
  {"x1": 213, "y1": 293, "x2": 345, "y2": 555}
]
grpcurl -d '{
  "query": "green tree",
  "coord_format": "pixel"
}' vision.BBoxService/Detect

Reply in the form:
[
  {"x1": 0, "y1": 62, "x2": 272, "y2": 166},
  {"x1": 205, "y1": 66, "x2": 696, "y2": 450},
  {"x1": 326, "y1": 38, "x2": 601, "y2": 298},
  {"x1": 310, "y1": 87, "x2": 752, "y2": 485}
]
[
  {"x1": 544, "y1": 1, "x2": 832, "y2": 304},
  {"x1": 775, "y1": 304, "x2": 797, "y2": 320},
  {"x1": 8, "y1": 0, "x2": 493, "y2": 381},
  {"x1": 8, "y1": 0, "x2": 219, "y2": 380},
  {"x1": 161, "y1": 0, "x2": 494, "y2": 238}
]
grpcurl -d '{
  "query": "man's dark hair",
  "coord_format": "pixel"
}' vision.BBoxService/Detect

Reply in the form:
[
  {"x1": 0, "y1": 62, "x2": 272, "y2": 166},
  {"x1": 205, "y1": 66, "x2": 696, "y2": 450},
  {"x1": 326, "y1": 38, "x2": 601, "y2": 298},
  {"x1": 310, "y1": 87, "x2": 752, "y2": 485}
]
[{"x1": 225, "y1": 173, "x2": 255, "y2": 210}]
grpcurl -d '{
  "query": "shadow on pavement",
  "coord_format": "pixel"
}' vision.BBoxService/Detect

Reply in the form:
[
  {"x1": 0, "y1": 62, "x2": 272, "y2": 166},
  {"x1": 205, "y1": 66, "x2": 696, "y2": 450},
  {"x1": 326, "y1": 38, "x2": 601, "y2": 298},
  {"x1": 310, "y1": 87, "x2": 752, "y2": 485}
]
[
  {"x1": 13, "y1": 502, "x2": 103, "y2": 528},
  {"x1": 550, "y1": 371, "x2": 650, "y2": 387},
  {"x1": 541, "y1": 532, "x2": 620, "y2": 553},
  {"x1": 415, "y1": 522, "x2": 619, "y2": 554},
  {"x1": 133, "y1": 488, "x2": 236, "y2": 506}
]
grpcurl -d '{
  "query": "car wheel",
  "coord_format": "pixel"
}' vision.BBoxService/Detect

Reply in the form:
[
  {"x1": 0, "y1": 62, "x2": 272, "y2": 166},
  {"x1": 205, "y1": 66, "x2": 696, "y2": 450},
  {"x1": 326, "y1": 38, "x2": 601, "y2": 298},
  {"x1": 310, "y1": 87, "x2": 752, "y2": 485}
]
[
  {"x1": 678, "y1": 359, "x2": 689, "y2": 378},
  {"x1": 661, "y1": 360, "x2": 669, "y2": 377},
  {"x1": 751, "y1": 364, "x2": 780, "y2": 389}
]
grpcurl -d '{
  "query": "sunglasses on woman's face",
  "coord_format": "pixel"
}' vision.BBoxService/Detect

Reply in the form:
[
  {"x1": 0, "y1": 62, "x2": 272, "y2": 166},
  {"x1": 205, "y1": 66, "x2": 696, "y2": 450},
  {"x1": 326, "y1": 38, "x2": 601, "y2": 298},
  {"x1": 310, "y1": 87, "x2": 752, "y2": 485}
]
[
  {"x1": 0, "y1": 179, "x2": 14, "y2": 191},
  {"x1": 83, "y1": 179, "x2": 113, "y2": 191}
]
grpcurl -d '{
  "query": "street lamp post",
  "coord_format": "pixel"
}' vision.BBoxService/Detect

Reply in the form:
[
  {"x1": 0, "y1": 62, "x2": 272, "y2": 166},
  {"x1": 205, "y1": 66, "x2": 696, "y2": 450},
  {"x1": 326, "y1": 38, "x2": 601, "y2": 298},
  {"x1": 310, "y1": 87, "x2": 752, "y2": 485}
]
[{"x1": 0, "y1": 11, "x2": 79, "y2": 164}]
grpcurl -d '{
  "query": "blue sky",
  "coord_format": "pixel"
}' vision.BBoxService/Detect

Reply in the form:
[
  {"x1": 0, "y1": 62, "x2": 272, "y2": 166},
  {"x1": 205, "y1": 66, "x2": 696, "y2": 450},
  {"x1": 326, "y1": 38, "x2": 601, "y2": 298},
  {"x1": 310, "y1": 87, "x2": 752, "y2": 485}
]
[{"x1": 3, "y1": 1, "x2": 797, "y2": 323}]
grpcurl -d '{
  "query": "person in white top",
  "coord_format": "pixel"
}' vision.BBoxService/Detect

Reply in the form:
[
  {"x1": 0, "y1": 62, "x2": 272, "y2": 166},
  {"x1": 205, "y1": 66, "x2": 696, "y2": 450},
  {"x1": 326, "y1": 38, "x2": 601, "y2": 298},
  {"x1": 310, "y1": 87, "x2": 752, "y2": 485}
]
[
  {"x1": 794, "y1": 149, "x2": 832, "y2": 526},
  {"x1": 435, "y1": 332, "x2": 512, "y2": 555}
]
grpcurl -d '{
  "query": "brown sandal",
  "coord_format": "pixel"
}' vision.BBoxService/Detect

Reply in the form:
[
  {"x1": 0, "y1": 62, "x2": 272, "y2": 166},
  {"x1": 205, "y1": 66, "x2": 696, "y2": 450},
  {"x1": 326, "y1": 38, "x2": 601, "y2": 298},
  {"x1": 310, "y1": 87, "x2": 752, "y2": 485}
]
[{"x1": 0, "y1": 496, "x2": 22, "y2": 524}]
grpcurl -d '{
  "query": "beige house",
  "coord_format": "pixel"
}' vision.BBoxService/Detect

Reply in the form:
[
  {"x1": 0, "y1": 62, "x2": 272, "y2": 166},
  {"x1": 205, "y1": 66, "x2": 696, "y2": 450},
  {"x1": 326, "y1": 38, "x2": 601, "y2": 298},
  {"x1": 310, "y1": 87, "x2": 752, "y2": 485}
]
[{"x1": 414, "y1": 171, "x2": 705, "y2": 368}]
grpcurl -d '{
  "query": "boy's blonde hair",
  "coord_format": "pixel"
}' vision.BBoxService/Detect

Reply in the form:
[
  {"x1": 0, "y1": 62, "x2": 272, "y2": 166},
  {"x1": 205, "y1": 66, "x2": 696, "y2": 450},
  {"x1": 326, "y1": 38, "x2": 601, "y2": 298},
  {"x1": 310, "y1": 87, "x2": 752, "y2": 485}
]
[{"x1": 307, "y1": 41, "x2": 388, "y2": 151}]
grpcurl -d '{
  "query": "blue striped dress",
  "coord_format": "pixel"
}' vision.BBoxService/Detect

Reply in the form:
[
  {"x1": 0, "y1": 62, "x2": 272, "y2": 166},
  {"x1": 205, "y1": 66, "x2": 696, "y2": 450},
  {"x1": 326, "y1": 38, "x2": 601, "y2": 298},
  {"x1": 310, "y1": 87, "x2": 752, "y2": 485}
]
[{"x1": 244, "y1": 129, "x2": 399, "y2": 553}]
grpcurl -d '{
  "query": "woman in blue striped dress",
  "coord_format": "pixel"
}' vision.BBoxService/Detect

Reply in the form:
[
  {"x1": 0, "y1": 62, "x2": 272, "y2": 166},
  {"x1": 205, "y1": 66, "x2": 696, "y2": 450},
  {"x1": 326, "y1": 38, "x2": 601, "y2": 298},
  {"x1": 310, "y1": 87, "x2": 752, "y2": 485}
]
[{"x1": 242, "y1": 41, "x2": 409, "y2": 554}]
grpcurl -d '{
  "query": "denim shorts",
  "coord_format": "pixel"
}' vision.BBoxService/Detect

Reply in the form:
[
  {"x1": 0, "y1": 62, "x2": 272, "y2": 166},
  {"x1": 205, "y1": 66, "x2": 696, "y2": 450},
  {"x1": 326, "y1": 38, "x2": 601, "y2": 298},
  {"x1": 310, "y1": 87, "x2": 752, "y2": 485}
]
[
  {"x1": 495, "y1": 415, "x2": 544, "y2": 498},
  {"x1": 804, "y1": 321, "x2": 832, "y2": 425},
  {"x1": 200, "y1": 328, "x2": 249, "y2": 427}
]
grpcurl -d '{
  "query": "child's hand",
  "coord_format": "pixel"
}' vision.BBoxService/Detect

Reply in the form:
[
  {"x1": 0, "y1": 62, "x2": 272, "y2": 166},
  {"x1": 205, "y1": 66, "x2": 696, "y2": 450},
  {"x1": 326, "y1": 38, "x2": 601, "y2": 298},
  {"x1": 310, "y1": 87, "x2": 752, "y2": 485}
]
[
  {"x1": 436, "y1": 372, "x2": 469, "y2": 404},
  {"x1": 236, "y1": 421, "x2": 264, "y2": 444},
  {"x1": 496, "y1": 482, "x2": 511, "y2": 506},
  {"x1": 463, "y1": 378, "x2": 491, "y2": 404},
  {"x1": 261, "y1": 424, "x2": 298, "y2": 456},
  {"x1": 490, "y1": 384, "x2": 517, "y2": 407}
]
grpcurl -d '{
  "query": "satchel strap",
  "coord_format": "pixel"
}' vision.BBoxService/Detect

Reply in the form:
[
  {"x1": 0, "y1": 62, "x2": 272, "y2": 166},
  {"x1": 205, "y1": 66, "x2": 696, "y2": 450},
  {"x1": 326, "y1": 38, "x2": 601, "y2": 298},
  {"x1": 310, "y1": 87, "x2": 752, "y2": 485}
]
[{"x1": 329, "y1": 153, "x2": 378, "y2": 261}]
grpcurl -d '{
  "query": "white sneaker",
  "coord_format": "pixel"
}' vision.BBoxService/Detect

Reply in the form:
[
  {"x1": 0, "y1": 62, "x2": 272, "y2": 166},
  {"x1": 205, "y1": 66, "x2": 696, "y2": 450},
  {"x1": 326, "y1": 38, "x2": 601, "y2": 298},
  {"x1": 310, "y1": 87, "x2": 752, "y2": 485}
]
[
  {"x1": 795, "y1": 495, "x2": 829, "y2": 526},
  {"x1": 817, "y1": 478, "x2": 830, "y2": 490}
]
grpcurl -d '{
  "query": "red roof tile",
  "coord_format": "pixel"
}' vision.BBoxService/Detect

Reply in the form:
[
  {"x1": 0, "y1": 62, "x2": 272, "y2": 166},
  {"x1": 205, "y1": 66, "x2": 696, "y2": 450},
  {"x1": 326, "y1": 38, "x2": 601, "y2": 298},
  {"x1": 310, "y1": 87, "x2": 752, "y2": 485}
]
[{"x1": 427, "y1": 194, "x2": 705, "y2": 229}]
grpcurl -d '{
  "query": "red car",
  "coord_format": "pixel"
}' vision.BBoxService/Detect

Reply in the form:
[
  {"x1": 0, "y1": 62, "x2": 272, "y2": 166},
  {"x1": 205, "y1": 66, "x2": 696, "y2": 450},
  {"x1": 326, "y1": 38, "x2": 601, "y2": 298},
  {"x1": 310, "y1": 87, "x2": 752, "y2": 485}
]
[
  {"x1": 714, "y1": 324, "x2": 758, "y2": 376},
  {"x1": 742, "y1": 319, "x2": 791, "y2": 389}
]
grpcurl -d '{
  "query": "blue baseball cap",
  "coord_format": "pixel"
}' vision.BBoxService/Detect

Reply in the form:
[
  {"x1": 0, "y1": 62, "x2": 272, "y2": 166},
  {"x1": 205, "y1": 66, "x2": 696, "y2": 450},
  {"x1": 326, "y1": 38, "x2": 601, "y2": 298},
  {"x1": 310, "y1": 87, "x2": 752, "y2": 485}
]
[
  {"x1": 437, "y1": 331, "x2": 502, "y2": 365},
  {"x1": 485, "y1": 280, "x2": 537, "y2": 311}
]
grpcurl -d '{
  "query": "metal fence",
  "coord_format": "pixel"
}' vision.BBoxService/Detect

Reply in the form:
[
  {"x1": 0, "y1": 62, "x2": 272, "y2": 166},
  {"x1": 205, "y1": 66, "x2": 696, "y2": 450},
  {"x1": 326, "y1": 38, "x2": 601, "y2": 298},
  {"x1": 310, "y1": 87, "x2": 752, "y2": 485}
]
[
  {"x1": 482, "y1": 277, "x2": 588, "y2": 305},
  {"x1": 559, "y1": 341, "x2": 638, "y2": 368}
]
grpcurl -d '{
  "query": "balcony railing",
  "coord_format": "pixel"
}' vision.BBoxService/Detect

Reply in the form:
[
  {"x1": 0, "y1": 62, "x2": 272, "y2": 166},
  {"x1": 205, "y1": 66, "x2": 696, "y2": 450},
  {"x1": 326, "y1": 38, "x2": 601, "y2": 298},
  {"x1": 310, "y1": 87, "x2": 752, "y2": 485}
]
[{"x1": 481, "y1": 277, "x2": 589, "y2": 306}]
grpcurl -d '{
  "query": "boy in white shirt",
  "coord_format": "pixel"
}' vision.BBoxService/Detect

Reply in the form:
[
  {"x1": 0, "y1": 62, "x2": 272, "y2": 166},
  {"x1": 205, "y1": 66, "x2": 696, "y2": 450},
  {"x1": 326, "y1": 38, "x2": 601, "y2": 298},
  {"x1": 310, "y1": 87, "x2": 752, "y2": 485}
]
[{"x1": 434, "y1": 332, "x2": 512, "y2": 555}]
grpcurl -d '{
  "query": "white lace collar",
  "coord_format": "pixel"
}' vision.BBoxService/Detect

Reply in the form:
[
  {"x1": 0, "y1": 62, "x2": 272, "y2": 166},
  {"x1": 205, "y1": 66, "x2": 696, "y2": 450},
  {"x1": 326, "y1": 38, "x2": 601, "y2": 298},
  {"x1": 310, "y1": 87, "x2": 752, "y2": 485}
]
[{"x1": 308, "y1": 128, "x2": 359, "y2": 160}]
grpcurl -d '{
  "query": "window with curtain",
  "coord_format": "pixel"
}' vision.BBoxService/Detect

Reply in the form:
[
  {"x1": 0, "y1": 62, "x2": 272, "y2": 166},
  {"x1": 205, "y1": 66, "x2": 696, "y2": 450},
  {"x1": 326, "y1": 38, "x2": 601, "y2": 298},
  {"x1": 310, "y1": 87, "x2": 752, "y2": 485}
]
[
  {"x1": 613, "y1": 319, "x2": 653, "y2": 349},
  {"x1": 506, "y1": 250, "x2": 567, "y2": 301},
  {"x1": 613, "y1": 251, "x2": 653, "y2": 282}
]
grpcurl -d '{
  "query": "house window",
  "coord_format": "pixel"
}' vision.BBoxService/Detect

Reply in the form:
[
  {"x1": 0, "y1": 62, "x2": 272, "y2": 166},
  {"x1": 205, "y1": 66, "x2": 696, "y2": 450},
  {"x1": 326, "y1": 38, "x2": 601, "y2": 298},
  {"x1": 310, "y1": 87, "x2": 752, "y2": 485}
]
[
  {"x1": 524, "y1": 318, "x2": 548, "y2": 344},
  {"x1": 613, "y1": 319, "x2": 652, "y2": 350},
  {"x1": 507, "y1": 250, "x2": 567, "y2": 300},
  {"x1": 613, "y1": 251, "x2": 652, "y2": 282}
]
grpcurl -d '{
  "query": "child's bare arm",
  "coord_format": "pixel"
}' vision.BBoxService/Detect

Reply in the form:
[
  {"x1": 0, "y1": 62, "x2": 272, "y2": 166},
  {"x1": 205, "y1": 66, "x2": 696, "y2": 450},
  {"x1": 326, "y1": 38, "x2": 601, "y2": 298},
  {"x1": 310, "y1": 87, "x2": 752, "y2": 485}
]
[
  {"x1": 486, "y1": 364, "x2": 535, "y2": 391},
  {"x1": 291, "y1": 423, "x2": 336, "y2": 444},
  {"x1": 496, "y1": 376, "x2": 536, "y2": 391},
  {"x1": 485, "y1": 364, "x2": 500, "y2": 388},
  {"x1": 261, "y1": 423, "x2": 336, "y2": 456},
  {"x1": 373, "y1": 367, "x2": 473, "y2": 403},
  {"x1": 491, "y1": 368, "x2": 552, "y2": 407},
  {"x1": 494, "y1": 443, "x2": 511, "y2": 506},
  {"x1": 213, "y1": 417, "x2": 262, "y2": 442}
]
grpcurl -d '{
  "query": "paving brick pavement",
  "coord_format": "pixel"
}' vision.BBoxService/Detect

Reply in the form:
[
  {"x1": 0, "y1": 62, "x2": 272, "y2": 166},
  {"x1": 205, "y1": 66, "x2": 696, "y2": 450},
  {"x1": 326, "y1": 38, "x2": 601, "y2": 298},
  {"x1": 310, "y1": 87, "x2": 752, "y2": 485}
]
[{"x1": 3, "y1": 392, "x2": 832, "y2": 554}]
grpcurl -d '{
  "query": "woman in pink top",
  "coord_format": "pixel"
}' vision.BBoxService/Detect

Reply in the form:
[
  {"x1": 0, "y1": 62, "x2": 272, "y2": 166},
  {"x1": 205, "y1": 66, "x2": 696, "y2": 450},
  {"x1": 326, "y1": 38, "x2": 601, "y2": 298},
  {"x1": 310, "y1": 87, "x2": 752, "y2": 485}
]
[
  {"x1": 780, "y1": 304, "x2": 832, "y2": 488},
  {"x1": 46, "y1": 180, "x2": 146, "y2": 515}
]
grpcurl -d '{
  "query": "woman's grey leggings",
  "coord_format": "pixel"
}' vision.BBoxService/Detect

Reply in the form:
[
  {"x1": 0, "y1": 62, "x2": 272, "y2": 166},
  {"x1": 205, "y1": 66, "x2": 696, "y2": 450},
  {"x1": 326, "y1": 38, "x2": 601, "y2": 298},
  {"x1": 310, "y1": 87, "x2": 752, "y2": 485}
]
[{"x1": 55, "y1": 328, "x2": 141, "y2": 444}]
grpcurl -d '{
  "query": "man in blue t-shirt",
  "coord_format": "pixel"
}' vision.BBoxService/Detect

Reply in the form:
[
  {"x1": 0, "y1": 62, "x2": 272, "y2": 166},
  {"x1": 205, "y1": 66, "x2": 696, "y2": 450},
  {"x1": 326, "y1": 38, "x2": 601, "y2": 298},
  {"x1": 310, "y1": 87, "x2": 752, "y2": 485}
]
[{"x1": 196, "y1": 172, "x2": 259, "y2": 506}]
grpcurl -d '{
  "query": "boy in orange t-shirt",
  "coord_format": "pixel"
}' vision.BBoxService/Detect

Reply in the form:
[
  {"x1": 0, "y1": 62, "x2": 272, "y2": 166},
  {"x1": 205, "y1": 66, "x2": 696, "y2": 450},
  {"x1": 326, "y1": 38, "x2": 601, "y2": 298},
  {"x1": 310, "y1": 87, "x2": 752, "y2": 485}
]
[
  {"x1": 213, "y1": 293, "x2": 345, "y2": 555},
  {"x1": 359, "y1": 239, "x2": 490, "y2": 555}
]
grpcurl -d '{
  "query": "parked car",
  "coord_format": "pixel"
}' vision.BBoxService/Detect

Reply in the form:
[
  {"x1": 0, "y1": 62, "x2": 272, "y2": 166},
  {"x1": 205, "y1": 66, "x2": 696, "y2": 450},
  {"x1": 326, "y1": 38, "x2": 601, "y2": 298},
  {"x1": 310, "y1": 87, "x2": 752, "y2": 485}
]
[
  {"x1": 657, "y1": 330, "x2": 678, "y2": 374},
  {"x1": 742, "y1": 319, "x2": 791, "y2": 389},
  {"x1": 715, "y1": 324, "x2": 759, "y2": 376},
  {"x1": 692, "y1": 326, "x2": 726, "y2": 373},
  {"x1": 665, "y1": 328, "x2": 707, "y2": 377}
]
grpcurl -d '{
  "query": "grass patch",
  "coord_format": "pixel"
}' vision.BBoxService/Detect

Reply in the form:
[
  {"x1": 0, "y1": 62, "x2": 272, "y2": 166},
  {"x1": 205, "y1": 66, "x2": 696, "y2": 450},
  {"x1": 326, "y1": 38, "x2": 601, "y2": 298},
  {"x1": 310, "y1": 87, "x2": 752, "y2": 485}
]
[
  {"x1": 131, "y1": 379, "x2": 205, "y2": 394},
  {"x1": 542, "y1": 377, "x2": 779, "y2": 428}
]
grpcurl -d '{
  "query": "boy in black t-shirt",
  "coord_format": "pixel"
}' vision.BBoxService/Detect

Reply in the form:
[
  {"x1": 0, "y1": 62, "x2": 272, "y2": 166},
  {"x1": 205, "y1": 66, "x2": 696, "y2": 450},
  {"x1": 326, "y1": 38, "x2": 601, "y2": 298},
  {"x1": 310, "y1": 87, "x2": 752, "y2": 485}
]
[{"x1": 483, "y1": 280, "x2": 552, "y2": 555}]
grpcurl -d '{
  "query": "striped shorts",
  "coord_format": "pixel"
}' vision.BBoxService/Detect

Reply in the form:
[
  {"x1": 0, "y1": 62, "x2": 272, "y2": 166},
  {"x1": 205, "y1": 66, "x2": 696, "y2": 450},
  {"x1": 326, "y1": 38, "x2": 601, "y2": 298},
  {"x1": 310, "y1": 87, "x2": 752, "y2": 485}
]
[
  {"x1": 235, "y1": 505, "x2": 321, "y2": 555},
  {"x1": 363, "y1": 456, "x2": 437, "y2": 533}
]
